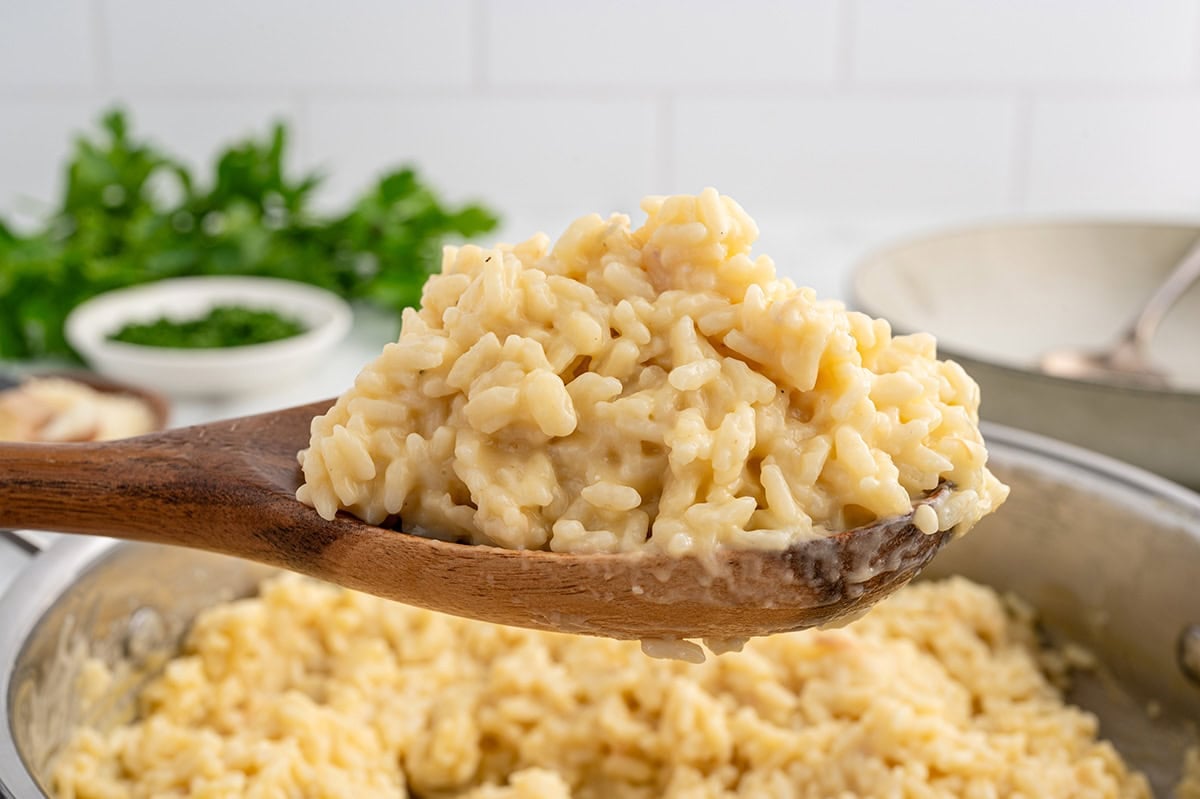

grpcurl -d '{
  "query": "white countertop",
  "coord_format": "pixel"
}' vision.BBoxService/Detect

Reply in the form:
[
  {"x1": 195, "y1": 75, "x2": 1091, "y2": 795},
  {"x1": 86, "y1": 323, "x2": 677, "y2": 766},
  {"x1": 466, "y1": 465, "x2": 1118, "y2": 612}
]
[{"x1": 0, "y1": 213, "x2": 945, "y2": 597}]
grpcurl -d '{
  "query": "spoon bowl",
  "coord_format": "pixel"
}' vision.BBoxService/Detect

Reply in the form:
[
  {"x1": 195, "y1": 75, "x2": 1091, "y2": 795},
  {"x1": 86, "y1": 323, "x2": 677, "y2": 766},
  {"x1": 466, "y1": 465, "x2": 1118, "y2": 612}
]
[
  {"x1": 0, "y1": 400, "x2": 955, "y2": 640},
  {"x1": 1039, "y1": 341, "x2": 1170, "y2": 390}
]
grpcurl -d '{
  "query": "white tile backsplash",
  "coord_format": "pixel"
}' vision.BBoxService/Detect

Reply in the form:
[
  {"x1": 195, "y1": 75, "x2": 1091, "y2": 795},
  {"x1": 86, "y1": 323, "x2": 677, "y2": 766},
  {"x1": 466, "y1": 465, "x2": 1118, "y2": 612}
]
[
  {"x1": 104, "y1": 0, "x2": 474, "y2": 89},
  {"x1": 305, "y1": 96, "x2": 659, "y2": 217},
  {"x1": 121, "y1": 97, "x2": 303, "y2": 172},
  {"x1": 3, "y1": 0, "x2": 1200, "y2": 223},
  {"x1": 0, "y1": 99, "x2": 101, "y2": 225},
  {"x1": 484, "y1": 0, "x2": 839, "y2": 86},
  {"x1": 853, "y1": 0, "x2": 1199, "y2": 85},
  {"x1": 0, "y1": 0, "x2": 95, "y2": 88},
  {"x1": 672, "y1": 95, "x2": 1017, "y2": 214},
  {"x1": 1027, "y1": 94, "x2": 1200, "y2": 214},
  {"x1": 0, "y1": 96, "x2": 303, "y2": 225}
]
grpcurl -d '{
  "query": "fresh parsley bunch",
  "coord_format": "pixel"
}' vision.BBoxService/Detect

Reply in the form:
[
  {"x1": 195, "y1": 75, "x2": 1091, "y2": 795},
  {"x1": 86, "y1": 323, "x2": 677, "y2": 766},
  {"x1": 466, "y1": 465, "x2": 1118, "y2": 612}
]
[{"x1": 0, "y1": 110, "x2": 499, "y2": 359}]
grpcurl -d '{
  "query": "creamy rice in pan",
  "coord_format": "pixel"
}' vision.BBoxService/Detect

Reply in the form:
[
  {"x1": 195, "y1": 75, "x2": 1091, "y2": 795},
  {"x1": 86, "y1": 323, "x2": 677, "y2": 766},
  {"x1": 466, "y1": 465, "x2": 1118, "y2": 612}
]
[
  {"x1": 298, "y1": 190, "x2": 1007, "y2": 554},
  {"x1": 1179, "y1": 748, "x2": 1200, "y2": 799},
  {"x1": 52, "y1": 576, "x2": 1150, "y2": 799},
  {"x1": 0, "y1": 377, "x2": 157, "y2": 443}
]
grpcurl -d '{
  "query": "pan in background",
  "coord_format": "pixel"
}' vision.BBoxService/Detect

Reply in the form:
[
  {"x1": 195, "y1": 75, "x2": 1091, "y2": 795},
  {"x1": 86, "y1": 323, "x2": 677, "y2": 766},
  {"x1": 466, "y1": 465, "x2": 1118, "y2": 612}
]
[
  {"x1": 852, "y1": 220, "x2": 1200, "y2": 489},
  {"x1": 0, "y1": 424, "x2": 1198, "y2": 796}
]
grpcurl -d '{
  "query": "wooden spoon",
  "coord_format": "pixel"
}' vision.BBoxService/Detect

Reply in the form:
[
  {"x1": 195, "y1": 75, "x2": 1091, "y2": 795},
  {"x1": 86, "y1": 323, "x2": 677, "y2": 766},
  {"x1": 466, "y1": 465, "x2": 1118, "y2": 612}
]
[{"x1": 0, "y1": 399, "x2": 955, "y2": 640}]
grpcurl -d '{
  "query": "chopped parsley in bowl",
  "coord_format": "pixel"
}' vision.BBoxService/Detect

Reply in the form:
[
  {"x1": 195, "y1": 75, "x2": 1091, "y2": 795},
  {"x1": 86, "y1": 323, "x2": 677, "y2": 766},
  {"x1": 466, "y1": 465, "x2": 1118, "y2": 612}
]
[{"x1": 108, "y1": 305, "x2": 307, "y2": 349}]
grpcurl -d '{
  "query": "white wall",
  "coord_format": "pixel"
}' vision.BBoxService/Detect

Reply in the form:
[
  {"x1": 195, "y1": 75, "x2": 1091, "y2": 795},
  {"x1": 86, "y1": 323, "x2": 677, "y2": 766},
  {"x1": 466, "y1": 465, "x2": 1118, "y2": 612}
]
[{"x1": 3, "y1": 0, "x2": 1200, "y2": 234}]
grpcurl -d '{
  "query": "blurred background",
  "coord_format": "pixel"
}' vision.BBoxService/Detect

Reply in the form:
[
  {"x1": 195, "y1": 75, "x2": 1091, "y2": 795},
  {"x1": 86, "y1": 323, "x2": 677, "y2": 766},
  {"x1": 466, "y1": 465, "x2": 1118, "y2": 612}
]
[
  {"x1": 2, "y1": 0, "x2": 1198, "y2": 481},
  {"x1": 3, "y1": 8, "x2": 1200, "y2": 791},
  {"x1": 4, "y1": 0, "x2": 1200, "y2": 293}
]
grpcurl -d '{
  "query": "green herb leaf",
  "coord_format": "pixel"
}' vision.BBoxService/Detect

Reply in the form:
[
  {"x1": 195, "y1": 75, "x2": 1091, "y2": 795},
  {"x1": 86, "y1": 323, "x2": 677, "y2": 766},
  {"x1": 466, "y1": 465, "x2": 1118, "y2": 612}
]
[
  {"x1": 109, "y1": 305, "x2": 307, "y2": 349},
  {"x1": 0, "y1": 108, "x2": 500, "y2": 359}
]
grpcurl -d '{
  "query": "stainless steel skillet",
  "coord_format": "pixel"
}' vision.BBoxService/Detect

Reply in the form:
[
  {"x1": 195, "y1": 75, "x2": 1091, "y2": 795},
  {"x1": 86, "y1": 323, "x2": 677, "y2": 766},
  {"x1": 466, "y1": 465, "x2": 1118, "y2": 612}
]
[{"x1": 0, "y1": 423, "x2": 1197, "y2": 797}]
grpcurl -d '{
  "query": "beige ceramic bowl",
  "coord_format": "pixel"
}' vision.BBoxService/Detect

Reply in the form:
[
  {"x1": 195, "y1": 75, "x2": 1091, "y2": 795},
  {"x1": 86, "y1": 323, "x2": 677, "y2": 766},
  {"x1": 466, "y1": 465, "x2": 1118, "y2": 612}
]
[{"x1": 852, "y1": 220, "x2": 1200, "y2": 489}]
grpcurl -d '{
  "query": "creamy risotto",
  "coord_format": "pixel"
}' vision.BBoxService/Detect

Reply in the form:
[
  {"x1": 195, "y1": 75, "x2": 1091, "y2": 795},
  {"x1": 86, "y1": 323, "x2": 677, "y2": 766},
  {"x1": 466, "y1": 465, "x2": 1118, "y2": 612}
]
[
  {"x1": 0, "y1": 377, "x2": 158, "y2": 443},
  {"x1": 52, "y1": 576, "x2": 1150, "y2": 799},
  {"x1": 1180, "y1": 748, "x2": 1200, "y2": 799},
  {"x1": 298, "y1": 190, "x2": 1007, "y2": 554}
]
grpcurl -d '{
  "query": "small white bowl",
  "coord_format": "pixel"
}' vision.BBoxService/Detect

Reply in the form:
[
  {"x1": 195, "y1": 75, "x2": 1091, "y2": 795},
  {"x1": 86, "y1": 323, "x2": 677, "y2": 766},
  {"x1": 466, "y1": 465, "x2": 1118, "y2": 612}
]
[{"x1": 66, "y1": 276, "x2": 353, "y2": 398}]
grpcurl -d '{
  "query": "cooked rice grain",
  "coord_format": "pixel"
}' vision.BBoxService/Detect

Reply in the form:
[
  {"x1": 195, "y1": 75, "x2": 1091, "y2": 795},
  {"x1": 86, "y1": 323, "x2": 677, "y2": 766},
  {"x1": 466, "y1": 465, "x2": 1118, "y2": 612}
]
[
  {"x1": 52, "y1": 576, "x2": 1149, "y2": 799},
  {"x1": 298, "y1": 190, "x2": 1007, "y2": 554}
]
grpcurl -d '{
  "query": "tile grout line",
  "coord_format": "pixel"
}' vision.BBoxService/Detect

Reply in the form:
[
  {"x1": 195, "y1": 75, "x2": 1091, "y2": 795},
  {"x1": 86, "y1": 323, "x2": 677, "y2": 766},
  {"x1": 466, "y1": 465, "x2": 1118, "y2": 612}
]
[
  {"x1": 1194, "y1": 0, "x2": 1200, "y2": 85},
  {"x1": 472, "y1": 0, "x2": 489, "y2": 95},
  {"x1": 0, "y1": 83, "x2": 1191, "y2": 104},
  {"x1": 834, "y1": 0, "x2": 857, "y2": 88},
  {"x1": 655, "y1": 92, "x2": 674, "y2": 191},
  {"x1": 1007, "y1": 91, "x2": 1034, "y2": 212},
  {"x1": 293, "y1": 91, "x2": 312, "y2": 173},
  {"x1": 90, "y1": 0, "x2": 114, "y2": 93}
]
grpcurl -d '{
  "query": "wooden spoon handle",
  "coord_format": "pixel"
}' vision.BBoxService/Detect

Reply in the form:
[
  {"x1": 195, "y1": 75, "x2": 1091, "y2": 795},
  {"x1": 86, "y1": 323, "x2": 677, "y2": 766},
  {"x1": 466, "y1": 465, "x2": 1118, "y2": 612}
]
[
  {"x1": 0, "y1": 420, "x2": 436, "y2": 604},
  {"x1": 0, "y1": 399, "x2": 340, "y2": 573},
  {"x1": 1, "y1": 436, "x2": 214, "y2": 540},
  {"x1": 0, "y1": 438, "x2": 168, "y2": 535}
]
